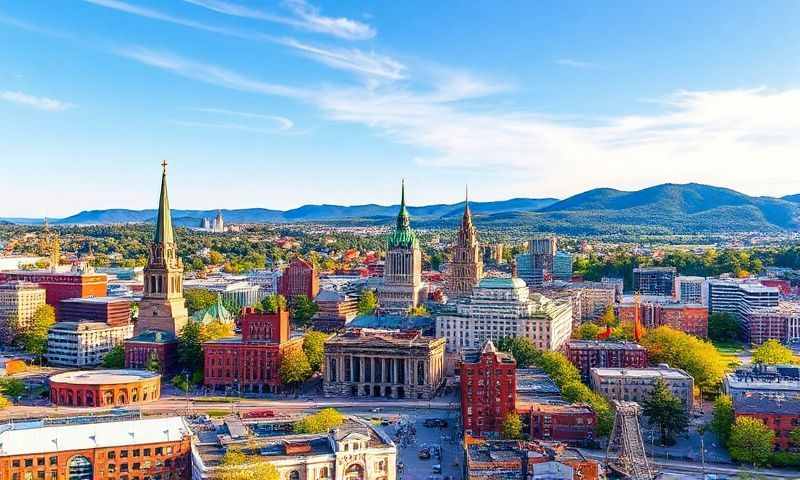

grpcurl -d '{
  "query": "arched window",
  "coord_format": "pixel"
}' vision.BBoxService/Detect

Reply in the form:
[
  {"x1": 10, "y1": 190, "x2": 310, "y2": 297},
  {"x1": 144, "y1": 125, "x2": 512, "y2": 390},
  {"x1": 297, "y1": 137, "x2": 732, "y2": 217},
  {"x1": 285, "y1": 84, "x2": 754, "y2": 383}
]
[
  {"x1": 68, "y1": 456, "x2": 93, "y2": 480},
  {"x1": 344, "y1": 464, "x2": 364, "y2": 480}
]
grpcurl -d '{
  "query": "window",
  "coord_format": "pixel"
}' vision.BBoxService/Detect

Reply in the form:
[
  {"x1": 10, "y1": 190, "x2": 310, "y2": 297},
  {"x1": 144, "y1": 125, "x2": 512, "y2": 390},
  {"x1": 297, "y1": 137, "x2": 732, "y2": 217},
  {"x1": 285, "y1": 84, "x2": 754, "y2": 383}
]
[
  {"x1": 133, "y1": 450, "x2": 140, "y2": 458},
  {"x1": 154, "y1": 448, "x2": 162, "y2": 456},
  {"x1": 50, "y1": 457, "x2": 57, "y2": 466},
  {"x1": 108, "y1": 453, "x2": 116, "y2": 460},
  {"x1": 68, "y1": 456, "x2": 93, "y2": 480},
  {"x1": 13, "y1": 460, "x2": 20, "y2": 468},
  {"x1": 143, "y1": 450, "x2": 150, "y2": 457},
  {"x1": 26, "y1": 459, "x2": 34, "y2": 468},
  {"x1": 120, "y1": 451, "x2": 128, "y2": 459},
  {"x1": 38, "y1": 458, "x2": 46, "y2": 467}
]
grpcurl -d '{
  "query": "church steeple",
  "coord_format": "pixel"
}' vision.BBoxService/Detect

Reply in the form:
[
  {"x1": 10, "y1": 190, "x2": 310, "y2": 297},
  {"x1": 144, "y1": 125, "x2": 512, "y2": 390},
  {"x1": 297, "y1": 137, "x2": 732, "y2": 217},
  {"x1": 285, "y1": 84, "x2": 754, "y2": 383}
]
[
  {"x1": 396, "y1": 179, "x2": 410, "y2": 230},
  {"x1": 462, "y1": 185, "x2": 473, "y2": 228},
  {"x1": 154, "y1": 160, "x2": 174, "y2": 245}
]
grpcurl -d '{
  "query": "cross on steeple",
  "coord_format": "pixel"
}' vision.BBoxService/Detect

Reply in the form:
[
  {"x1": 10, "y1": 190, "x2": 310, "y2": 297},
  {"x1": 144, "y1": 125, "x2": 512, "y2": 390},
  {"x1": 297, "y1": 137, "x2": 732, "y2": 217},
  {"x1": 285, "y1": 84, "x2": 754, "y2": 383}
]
[{"x1": 161, "y1": 160, "x2": 168, "y2": 174}]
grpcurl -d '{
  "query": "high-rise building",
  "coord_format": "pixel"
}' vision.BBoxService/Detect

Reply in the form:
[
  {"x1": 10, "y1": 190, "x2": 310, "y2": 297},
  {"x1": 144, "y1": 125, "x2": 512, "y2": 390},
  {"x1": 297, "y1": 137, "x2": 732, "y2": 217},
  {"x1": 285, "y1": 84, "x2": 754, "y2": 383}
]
[
  {"x1": 279, "y1": 257, "x2": 320, "y2": 300},
  {"x1": 436, "y1": 278, "x2": 573, "y2": 353},
  {"x1": 446, "y1": 191, "x2": 483, "y2": 298},
  {"x1": 460, "y1": 340, "x2": 516, "y2": 437},
  {"x1": 633, "y1": 267, "x2": 676, "y2": 296},
  {"x1": 124, "y1": 162, "x2": 189, "y2": 372},
  {"x1": 552, "y1": 251, "x2": 573, "y2": 281},
  {"x1": 212, "y1": 209, "x2": 224, "y2": 232},
  {"x1": 675, "y1": 276, "x2": 707, "y2": 304},
  {"x1": 515, "y1": 237, "x2": 557, "y2": 286},
  {"x1": 708, "y1": 279, "x2": 779, "y2": 319},
  {"x1": 0, "y1": 281, "x2": 46, "y2": 342},
  {"x1": 377, "y1": 182, "x2": 426, "y2": 315}
]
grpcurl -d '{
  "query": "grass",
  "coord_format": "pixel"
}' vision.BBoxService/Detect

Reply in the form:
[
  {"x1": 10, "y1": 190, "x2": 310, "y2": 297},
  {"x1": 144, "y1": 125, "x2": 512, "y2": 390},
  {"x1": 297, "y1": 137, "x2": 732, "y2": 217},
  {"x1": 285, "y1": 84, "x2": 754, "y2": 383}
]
[
  {"x1": 206, "y1": 409, "x2": 230, "y2": 418},
  {"x1": 194, "y1": 396, "x2": 241, "y2": 403},
  {"x1": 712, "y1": 339, "x2": 747, "y2": 371}
]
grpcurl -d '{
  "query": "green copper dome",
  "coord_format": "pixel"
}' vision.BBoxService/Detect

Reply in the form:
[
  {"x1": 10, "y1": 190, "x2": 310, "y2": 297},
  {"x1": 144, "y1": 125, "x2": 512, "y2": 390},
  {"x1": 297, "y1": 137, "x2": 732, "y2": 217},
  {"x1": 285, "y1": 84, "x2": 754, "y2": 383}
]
[{"x1": 387, "y1": 180, "x2": 418, "y2": 249}]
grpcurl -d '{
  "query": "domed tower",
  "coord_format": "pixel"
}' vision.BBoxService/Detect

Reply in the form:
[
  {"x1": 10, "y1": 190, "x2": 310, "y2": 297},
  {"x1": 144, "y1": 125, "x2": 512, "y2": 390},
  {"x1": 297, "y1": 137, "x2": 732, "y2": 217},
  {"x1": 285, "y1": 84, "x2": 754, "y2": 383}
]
[{"x1": 446, "y1": 187, "x2": 483, "y2": 297}]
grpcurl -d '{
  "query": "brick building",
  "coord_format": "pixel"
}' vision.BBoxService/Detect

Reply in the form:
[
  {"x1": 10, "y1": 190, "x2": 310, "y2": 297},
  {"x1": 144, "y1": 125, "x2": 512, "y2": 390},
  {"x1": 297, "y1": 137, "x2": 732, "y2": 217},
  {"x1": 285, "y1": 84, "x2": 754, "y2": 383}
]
[
  {"x1": 564, "y1": 340, "x2": 648, "y2": 382},
  {"x1": 734, "y1": 396, "x2": 800, "y2": 450},
  {"x1": 203, "y1": 307, "x2": 303, "y2": 393},
  {"x1": 58, "y1": 297, "x2": 132, "y2": 326},
  {"x1": 124, "y1": 330, "x2": 177, "y2": 372},
  {"x1": 0, "y1": 414, "x2": 191, "y2": 480},
  {"x1": 48, "y1": 369, "x2": 161, "y2": 407},
  {"x1": 311, "y1": 290, "x2": 359, "y2": 332},
  {"x1": 523, "y1": 403, "x2": 596, "y2": 446},
  {"x1": 279, "y1": 258, "x2": 319, "y2": 300},
  {"x1": 0, "y1": 270, "x2": 107, "y2": 313},
  {"x1": 617, "y1": 301, "x2": 708, "y2": 338},
  {"x1": 744, "y1": 302, "x2": 800, "y2": 345},
  {"x1": 461, "y1": 340, "x2": 517, "y2": 437}
]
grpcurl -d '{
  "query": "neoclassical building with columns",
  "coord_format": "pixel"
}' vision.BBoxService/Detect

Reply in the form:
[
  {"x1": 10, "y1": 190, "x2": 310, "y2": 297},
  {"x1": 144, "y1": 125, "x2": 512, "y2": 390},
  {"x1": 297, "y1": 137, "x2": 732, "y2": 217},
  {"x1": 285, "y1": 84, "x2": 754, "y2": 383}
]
[{"x1": 323, "y1": 329, "x2": 445, "y2": 400}]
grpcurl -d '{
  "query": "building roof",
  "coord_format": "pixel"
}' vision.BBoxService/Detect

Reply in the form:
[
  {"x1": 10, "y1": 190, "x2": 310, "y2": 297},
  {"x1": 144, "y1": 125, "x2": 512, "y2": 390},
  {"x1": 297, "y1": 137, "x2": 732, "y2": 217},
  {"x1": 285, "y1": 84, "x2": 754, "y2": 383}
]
[
  {"x1": 516, "y1": 368, "x2": 561, "y2": 396},
  {"x1": 734, "y1": 395, "x2": 800, "y2": 415},
  {"x1": 387, "y1": 180, "x2": 418, "y2": 249},
  {"x1": 0, "y1": 416, "x2": 189, "y2": 456},
  {"x1": 49, "y1": 369, "x2": 160, "y2": 385},
  {"x1": 60, "y1": 296, "x2": 131, "y2": 305},
  {"x1": 478, "y1": 277, "x2": 527, "y2": 289},
  {"x1": 567, "y1": 340, "x2": 646, "y2": 351},
  {"x1": 191, "y1": 295, "x2": 235, "y2": 325},
  {"x1": 349, "y1": 314, "x2": 433, "y2": 331},
  {"x1": 127, "y1": 329, "x2": 176, "y2": 343},
  {"x1": 49, "y1": 321, "x2": 127, "y2": 332},
  {"x1": 590, "y1": 366, "x2": 692, "y2": 380},
  {"x1": 326, "y1": 328, "x2": 441, "y2": 348}
]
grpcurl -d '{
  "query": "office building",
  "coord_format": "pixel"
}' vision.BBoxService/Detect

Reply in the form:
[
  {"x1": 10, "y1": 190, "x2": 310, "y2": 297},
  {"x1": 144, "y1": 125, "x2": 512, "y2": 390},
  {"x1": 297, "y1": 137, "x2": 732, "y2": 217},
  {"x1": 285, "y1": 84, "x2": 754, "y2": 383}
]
[
  {"x1": 323, "y1": 329, "x2": 445, "y2": 400},
  {"x1": 525, "y1": 403, "x2": 597, "y2": 446},
  {"x1": 311, "y1": 290, "x2": 359, "y2": 332},
  {"x1": 708, "y1": 279, "x2": 779, "y2": 319},
  {"x1": 46, "y1": 321, "x2": 134, "y2": 367},
  {"x1": 564, "y1": 340, "x2": 648, "y2": 382},
  {"x1": 247, "y1": 269, "x2": 282, "y2": 295},
  {"x1": 0, "y1": 270, "x2": 107, "y2": 315},
  {"x1": 446, "y1": 193, "x2": 483, "y2": 298},
  {"x1": 743, "y1": 301, "x2": 800, "y2": 345},
  {"x1": 633, "y1": 267, "x2": 676, "y2": 296},
  {"x1": 58, "y1": 296, "x2": 132, "y2": 326},
  {"x1": 515, "y1": 237, "x2": 557, "y2": 287},
  {"x1": 0, "y1": 281, "x2": 46, "y2": 342},
  {"x1": 552, "y1": 252, "x2": 573, "y2": 281},
  {"x1": 674, "y1": 276, "x2": 707, "y2": 304},
  {"x1": 723, "y1": 364, "x2": 800, "y2": 400},
  {"x1": 436, "y1": 278, "x2": 573, "y2": 353},
  {"x1": 279, "y1": 258, "x2": 319, "y2": 300},
  {"x1": 460, "y1": 340, "x2": 517, "y2": 437},
  {"x1": 590, "y1": 366, "x2": 694, "y2": 410},
  {"x1": 569, "y1": 283, "x2": 616, "y2": 321}
]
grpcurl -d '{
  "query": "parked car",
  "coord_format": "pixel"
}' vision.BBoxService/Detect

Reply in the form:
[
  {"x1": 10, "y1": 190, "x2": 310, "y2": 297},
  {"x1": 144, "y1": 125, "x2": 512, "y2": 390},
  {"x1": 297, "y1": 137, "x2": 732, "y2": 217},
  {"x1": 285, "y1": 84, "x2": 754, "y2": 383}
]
[
  {"x1": 418, "y1": 448, "x2": 431, "y2": 460},
  {"x1": 432, "y1": 464, "x2": 442, "y2": 474}
]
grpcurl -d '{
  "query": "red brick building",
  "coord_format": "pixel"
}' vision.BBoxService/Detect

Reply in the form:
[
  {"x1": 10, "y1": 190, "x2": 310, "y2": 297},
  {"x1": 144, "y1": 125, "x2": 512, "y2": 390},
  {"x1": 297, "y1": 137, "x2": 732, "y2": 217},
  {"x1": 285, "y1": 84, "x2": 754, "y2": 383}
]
[
  {"x1": 124, "y1": 330, "x2": 178, "y2": 373},
  {"x1": 0, "y1": 415, "x2": 191, "y2": 480},
  {"x1": 279, "y1": 258, "x2": 319, "y2": 300},
  {"x1": 461, "y1": 340, "x2": 517, "y2": 437},
  {"x1": 202, "y1": 307, "x2": 303, "y2": 393},
  {"x1": 0, "y1": 271, "x2": 107, "y2": 316},
  {"x1": 58, "y1": 296, "x2": 132, "y2": 326},
  {"x1": 522, "y1": 403, "x2": 596, "y2": 446},
  {"x1": 734, "y1": 396, "x2": 800, "y2": 450},
  {"x1": 564, "y1": 340, "x2": 648, "y2": 382},
  {"x1": 311, "y1": 290, "x2": 359, "y2": 332},
  {"x1": 48, "y1": 369, "x2": 161, "y2": 407},
  {"x1": 617, "y1": 302, "x2": 708, "y2": 338}
]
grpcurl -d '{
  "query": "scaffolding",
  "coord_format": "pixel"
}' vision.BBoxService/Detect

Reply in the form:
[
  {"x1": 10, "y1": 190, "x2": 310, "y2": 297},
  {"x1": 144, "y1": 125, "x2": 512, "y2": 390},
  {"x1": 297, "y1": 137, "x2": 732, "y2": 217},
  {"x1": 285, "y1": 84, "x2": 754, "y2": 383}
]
[{"x1": 605, "y1": 401, "x2": 655, "y2": 480}]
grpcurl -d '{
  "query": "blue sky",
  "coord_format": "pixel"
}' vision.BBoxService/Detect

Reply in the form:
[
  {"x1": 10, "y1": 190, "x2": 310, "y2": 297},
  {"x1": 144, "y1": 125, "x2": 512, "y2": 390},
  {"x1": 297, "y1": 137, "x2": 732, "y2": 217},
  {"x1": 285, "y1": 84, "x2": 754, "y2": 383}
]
[{"x1": 2, "y1": 0, "x2": 800, "y2": 217}]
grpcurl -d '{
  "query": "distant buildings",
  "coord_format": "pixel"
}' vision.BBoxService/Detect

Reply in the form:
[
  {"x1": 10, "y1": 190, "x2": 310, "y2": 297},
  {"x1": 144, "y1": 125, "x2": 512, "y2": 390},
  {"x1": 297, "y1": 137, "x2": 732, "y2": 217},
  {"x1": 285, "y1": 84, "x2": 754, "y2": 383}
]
[
  {"x1": 200, "y1": 210, "x2": 225, "y2": 233},
  {"x1": 723, "y1": 364, "x2": 800, "y2": 400},
  {"x1": 311, "y1": 290, "x2": 359, "y2": 331},
  {"x1": 436, "y1": 278, "x2": 572, "y2": 353},
  {"x1": 708, "y1": 279, "x2": 779, "y2": 319},
  {"x1": 733, "y1": 395, "x2": 800, "y2": 451},
  {"x1": 0, "y1": 414, "x2": 191, "y2": 480},
  {"x1": 377, "y1": 183, "x2": 426, "y2": 315},
  {"x1": 633, "y1": 267, "x2": 676, "y2": 296},
  {"x1": 461, "y1": 340, "x2": 517, "y2": 437},
  {"x1": 569, "y1": 282, "x2": 616, "y2": 321},
  {"x1": 323, "y1": 329, "x2": 445, "y2": 400},
  {"x1": 674, "y1": 276, "x2": 707, "y2": 305},
  {"x1": 446, "y1": 193, "x2": 483, "y2": 298},
  {"x1": 515, "y1": 237, "x2": 557, "y2": 287},
  {"x1": 743, "y1": 301, "x2": 800, "y2": 345},
  {"x1": 564, "y1": 340, "x2": 647, "y2": 382},
  {"x1": 552, "y1": 252, "x2": 573, "y2": 281},
  {"x1": 278, "y1": 257, "x2": 319, "y2": 300},
  {"x1": 58, "y1": 296, "x2": 132, "y2": 326},
  {"x1": 0, "y1": 281, "x2": 46, "y2": 342},
  {"x1": 46, "y1": 321, "x2": 133, "y2": 367},
  {"x1": 203, "y1": 306, "x2": 303, "y2": 393},
  {"x1": 617, "y1": 300, "x2": 708, "y2": 338},
  {"x1": 590, "y1": 366, "x2": 694, "y2": 410},
  {"x1": 247, "y1": 269, "x2": 282, "y2": 295}
]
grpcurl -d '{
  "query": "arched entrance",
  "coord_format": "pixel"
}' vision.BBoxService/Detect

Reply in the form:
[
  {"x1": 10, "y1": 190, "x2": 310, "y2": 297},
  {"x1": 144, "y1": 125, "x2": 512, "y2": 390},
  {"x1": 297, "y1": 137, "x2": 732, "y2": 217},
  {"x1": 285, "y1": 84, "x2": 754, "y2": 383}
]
[
  {"x1": 68, "y1": 456, "x2": 93, "y2": 480},
  {"x1": 344, "y1": 464, "x2": 364, "y2": 480}
]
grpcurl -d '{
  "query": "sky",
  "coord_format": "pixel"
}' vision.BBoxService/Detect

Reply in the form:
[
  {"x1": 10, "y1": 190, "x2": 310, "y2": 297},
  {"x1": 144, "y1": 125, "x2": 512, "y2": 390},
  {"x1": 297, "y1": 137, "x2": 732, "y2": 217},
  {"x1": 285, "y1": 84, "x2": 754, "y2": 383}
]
[{"x1": 2, "y1": 0, "x2": 800, "y2": 217}]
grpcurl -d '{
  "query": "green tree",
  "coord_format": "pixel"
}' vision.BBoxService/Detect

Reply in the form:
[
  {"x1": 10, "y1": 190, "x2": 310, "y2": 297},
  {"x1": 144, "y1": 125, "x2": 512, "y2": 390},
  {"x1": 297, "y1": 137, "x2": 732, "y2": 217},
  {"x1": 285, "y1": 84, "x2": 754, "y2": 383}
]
[
  {"x1": 599, "y1": 306, "x2": 618, "y2": 327},
  {"x1": 728, "y1": 416, "x2": 775, "y2": 467},
  {"x1": 302, "y1": 331, "x2": 328, "y2": 372},
  {"x1": 184, "y1": 289, "x2": 217, "y2": 315},
  {"x1": 178, "y1": 321, "x2": 206, "y2": 372},
  {"x1": 145, "y1": 352, "x2": 161, "y2": 372},
  {"x1": 293, "y1": 408, "x2": 344, "y2": 434},
  {"x1": 408, "y1": 304, "x2": 429, "y2": 316},
  {"x1": 102, "y1": 345, "x2": 125, "y2": 368},
  {"x1": 500, "y1": 412, "x2": 524, "y2": 440},
  {"x1": 259, "y1": 294, "x2": 288, "y2": 314},
  {"x1": 18, "y1": 304, "x2": 55, "y2": 357},
  {"x1": 574, "y1": 322, "x2": 600, "y2": 340},
  {"x1": 279, "y1": 348, "x2": 312, "y2": 387},
  {"x1": 357, "y1": 290, "x2": 378, "y2": 315},
  {"x1": 497, "y1": 337, "x2": 541, "y2": 368},
  {"x1": 0, "y1": 378, "x2": 26, "y2": 398},
  {"x1": 710, "y1": 395, "x2": 735, "y2": 444},
  {"x1": 291, "y1": 295, "x2": 319, "y2": 328},
  {"x1": 708, "y1": 312, "x2": 740, "y2": 342},
  {"x1": 171, "y1": 374, "x2": 193, "y2": 393},
  {"x1": 641, "y1": 326, "x2": 727, "y2": 392},
  {"x1": 219, "y1": 448, "x2": 279, "y2": 480},
  {"x1": 790, "y1": 427, "x2": 800, "y2": 448},
  {"x1": 752, "y1": 339, "x2": 797, "y2": 365},
  {"x1": 641, "y1": 379, "x2": 690, "y2": 445}
]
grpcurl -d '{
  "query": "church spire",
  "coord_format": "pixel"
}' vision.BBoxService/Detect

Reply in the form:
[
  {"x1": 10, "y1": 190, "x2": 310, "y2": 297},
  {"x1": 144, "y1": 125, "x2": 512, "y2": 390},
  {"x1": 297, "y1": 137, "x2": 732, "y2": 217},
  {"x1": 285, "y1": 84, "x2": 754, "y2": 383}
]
[
  {"x1": 463, "y1": 185, "x2": 473, "y2": 226},
  {"x1": 396, "y1": 179, "x2": 410, "y2": 229},
  {"x1": 154, "y1": 160, "x2": 174, "y2": 245}
]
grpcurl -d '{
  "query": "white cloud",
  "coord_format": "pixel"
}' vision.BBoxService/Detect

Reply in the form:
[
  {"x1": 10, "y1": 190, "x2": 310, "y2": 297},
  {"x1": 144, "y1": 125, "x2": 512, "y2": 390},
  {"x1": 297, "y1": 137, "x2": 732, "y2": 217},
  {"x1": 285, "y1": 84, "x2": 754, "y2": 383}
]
[
  {"x1": 556, "y1": 58, "x2": 597, "y2": 69},
  {"x1": 184, "y1": 0, "x2": 375, "y2": 40},
  {"x1": 0, "y1": 91, "x2": 72, "y2": 111},
  {"x1": 278, "y1": 38, "x2": 406, "y2": 80},
  {"x1": 190, "y1": 107, "x2": 294, "y2": 130}
]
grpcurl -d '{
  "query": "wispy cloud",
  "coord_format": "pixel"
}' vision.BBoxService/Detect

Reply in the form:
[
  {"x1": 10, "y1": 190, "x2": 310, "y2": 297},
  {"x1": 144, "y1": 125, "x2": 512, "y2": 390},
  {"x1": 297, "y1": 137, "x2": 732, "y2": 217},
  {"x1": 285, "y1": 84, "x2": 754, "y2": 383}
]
[
  {"x1": 190, "y1": 107, "x2": 294, "y2": 130},
  {"x1": 173, "y1": 120, "x2": 293, "y2": 134},
  {"x1": 278, "y1": 38, "x2": 405, "y2": 80},
  {"x1": 184, "y1": 0, "x2": 376, "y2": 40},
  {"x1": 0, "y1": 91, "x2": 72, "y2": 111},
  {"x1": 556, "y1": 58, "x2": 597, "y2": 69}
]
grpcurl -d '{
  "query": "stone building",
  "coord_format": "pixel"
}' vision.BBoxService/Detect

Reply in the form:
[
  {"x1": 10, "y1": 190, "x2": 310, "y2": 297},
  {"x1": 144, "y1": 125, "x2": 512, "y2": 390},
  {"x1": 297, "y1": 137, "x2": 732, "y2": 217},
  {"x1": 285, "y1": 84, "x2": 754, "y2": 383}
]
[
  {"x1": 323, "y1": 329, "x2": 445, "y2": 400},
  {"x1": 377, "y1": 182, "x2": 426, "y2": 315},
  {"x1": 0, "y1": 281, "x2": 46, "y2": 342},
  {"x1": 590, "y1": 366, "x2": 694, "y2": 410},
  {"x1": 445, "y1": 191, "x2": 483, "y2": 298},
  {"x1": 124, "y1": 162, "x2": 189, "y2": 373},
  {"x1": 46, "y1": 321, "x2": 134, "y2": 367}
]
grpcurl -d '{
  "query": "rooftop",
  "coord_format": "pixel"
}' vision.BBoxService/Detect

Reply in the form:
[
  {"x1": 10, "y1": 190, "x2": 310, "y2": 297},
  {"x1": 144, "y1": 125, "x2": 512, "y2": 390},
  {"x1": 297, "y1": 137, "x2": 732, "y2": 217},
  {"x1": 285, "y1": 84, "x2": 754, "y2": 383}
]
[
  {"x1": 591, "y1": 366, "x2": 693, "y2": 380},
  {"x1": 567, "y1": 340, "x2": 646, "y2": 351},
  {"x1": 734, "y1": 395, "x2": 800, "y2": 415},
  {"x1": 50, "y1": 321, "x2": 128, "y2": 332},
  {"x1": 49, "y1": 369, "x2": 160, "y2": 385},
  {"x1": 516, "y1": 368, "x2": 561, "y2": 397},
  {"x1": 60, "y1": 296, "x2": 131, "y2": 305},
  {"x1": 127, "y1": 329, "x2": 176, "y2": 344},
  {"x1": 326, "y1": 328, "x2": 440, "y2": 348},
  {"x1": 478, "y1": 277, "x2": 527, "y2": 289}
]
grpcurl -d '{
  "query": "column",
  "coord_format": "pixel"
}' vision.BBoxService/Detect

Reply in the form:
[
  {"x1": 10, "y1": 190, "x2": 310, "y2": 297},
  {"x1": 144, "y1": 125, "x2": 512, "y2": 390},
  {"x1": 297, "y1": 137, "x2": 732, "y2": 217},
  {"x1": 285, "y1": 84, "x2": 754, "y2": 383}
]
[{"x1": 360, "y1": 357, "x2": 366, "y2": 384}]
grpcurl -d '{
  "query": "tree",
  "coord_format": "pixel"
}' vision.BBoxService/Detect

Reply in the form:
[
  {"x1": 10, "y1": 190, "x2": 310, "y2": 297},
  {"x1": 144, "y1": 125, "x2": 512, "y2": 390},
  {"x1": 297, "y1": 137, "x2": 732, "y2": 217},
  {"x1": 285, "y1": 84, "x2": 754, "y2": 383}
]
[
  {"x1": 599, "y1": 306, "x2": 618, "y2": 327},
  {"x1": 219, "y1": 448, "x2": 279, "y2": 480},
  {"x1": 752, "y1": 339, "x2": 797, "y2": 365},
  {"x1": 728, "y1": 416, "x2": 775, "y2": 467},
  {"x1": 259, "y1": 294, "x2": 288, "y2": 314},
  {"x1": 145, "y1": 353, "x2": 161, "y2": 372},
  {"x1": 0, "y1": 395, "x2": 10, "y2": 410},
  {"x1": 790, "y1": 427, "x2": 800, "y2": 448},
  {"x1": 18, "y1": 304, "x2": 55, "y2": 357},
  {"x1": 641, "y1": 379, "x2": 689, "y2": 445},
  {"x1": 208, "y1": 250, "x2": 225, "y2": 265},
  {"x1": 574, "y1": 322, "x2": 600, "y2": 340},
  {"x1": 204, "y1": 320, "x2": 235, "y2": 340},
  {"x1": 102, "y1": 345, "x2": 125, "y2": 368},
  {"x1": 408, "y1": 304, "x2": 429, "y2": 316},
  {"x1": 641, "y1": 326, "x2": 727, "y2": 392},
  {"x1": 291, "y1": 295, "x2": 319, "y2": 328},
  {"x1": 497, "y1": 337, "x2": 540, "y2": 368},
  {"x1": 279, "y1": 348, "x2": 312, "y2": 387},
  {"x1": 178, "y1": 321, "x2": 206, "y2": 372},
  {"x1": 708, "y1": 312, "x2": 740, "y2": 342},
  {"x1": 0, "y1": 378, "x2": 25, "y2": 399},
  {"x1": 184, "y1": 289, "x2": 217, "y2": 315},
  {"x1": 500, "y1": 412, "x2": 524, "y2": 440},
  {"x1": 293, "y1": 408, "x2": 344, "y2": 434},
  {"x1": 357, "y1": 290, "x2": 378, "y2": 315},
  {"x1": 710, "y1": 395, "x2": 735, "y2": 444},
  {"x1": 171, "y1": 374, "x2": 193, "y2": 393},
  {"x1": 302, "y1": 331, "x2": 328, "y2": 372}
]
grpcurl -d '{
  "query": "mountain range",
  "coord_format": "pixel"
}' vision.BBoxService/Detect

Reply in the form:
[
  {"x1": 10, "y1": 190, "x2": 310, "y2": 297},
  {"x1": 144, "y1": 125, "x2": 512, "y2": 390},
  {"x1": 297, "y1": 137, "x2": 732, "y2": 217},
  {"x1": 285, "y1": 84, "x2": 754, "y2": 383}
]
[{"x1": 4, "y1": 183, "x2": 800, "y2": 234}]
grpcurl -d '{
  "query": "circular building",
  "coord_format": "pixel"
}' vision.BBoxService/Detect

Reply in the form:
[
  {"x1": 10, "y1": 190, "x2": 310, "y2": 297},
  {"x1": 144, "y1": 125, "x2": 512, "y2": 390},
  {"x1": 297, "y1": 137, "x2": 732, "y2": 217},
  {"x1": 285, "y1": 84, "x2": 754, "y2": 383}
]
[{"x1": 49, "y1": 369, "x2": 161, "y2": 407}]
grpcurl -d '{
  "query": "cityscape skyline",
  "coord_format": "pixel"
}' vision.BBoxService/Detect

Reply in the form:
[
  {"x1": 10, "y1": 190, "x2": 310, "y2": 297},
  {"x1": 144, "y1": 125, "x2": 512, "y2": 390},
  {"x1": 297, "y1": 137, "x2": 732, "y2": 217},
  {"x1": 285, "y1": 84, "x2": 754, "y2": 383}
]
[{"x1": 2, "y1": 1, "x2": 800, "y2": 217}]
